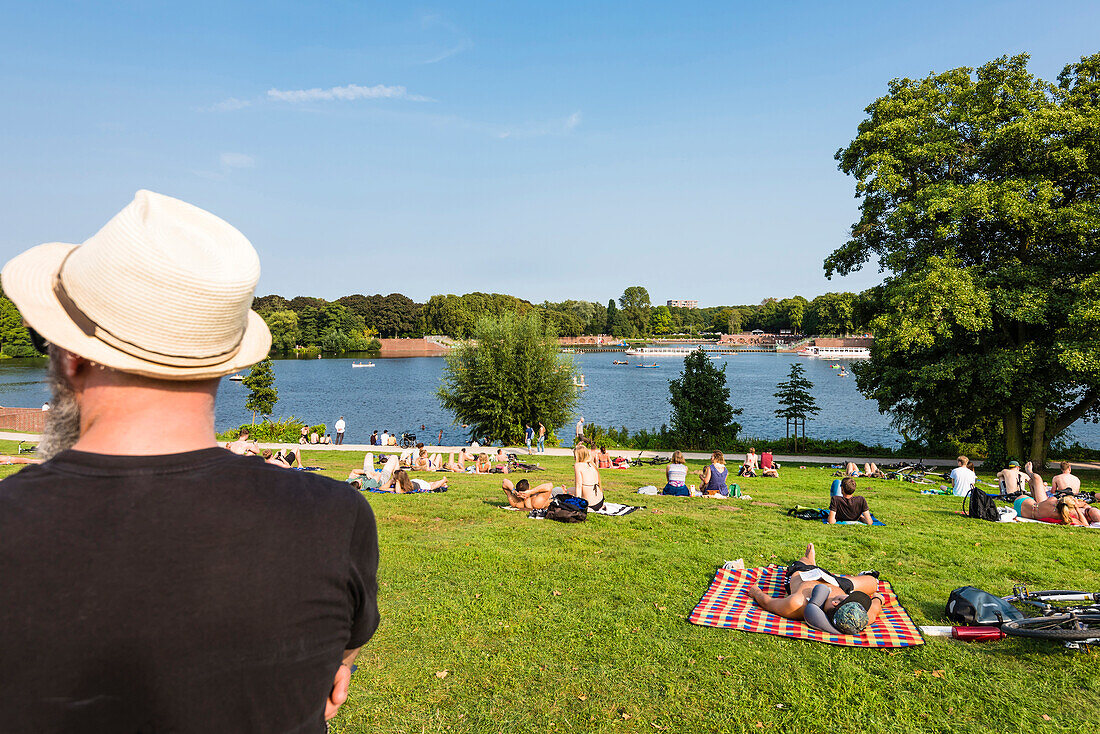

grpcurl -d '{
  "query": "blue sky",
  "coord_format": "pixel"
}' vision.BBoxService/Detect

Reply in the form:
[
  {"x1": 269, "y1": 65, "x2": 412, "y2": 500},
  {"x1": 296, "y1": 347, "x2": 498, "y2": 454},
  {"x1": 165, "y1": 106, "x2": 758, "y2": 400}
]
[{"x1": 2, "y1": 1, "x2": 1097, "y2": 307}]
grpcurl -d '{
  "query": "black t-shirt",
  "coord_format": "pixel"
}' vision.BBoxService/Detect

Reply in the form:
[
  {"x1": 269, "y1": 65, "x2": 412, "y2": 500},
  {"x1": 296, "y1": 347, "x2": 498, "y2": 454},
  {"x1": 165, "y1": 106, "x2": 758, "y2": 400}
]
[
  {"x1": 829, "y1": 493, "x2": 870, "y2": 521},
  {"x1": 0, "y1": 448, "x2": 379, "y2": 733}
]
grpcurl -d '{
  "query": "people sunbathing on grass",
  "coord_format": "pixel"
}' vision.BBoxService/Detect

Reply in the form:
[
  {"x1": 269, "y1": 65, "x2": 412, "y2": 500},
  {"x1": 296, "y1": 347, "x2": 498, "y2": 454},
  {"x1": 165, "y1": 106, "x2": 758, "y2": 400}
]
[
  {"x1": 501, "y1": 477, "x2": 553, "y2": 510},
  {"x1": 1014, "y1": 462, "x2": 1099, "y2": 525},
  {"x1": 415, "y1": 448, "x2": 444, "y2": 471},
  {"x1": 662, "y1": 451, "x2": 690, "y2": 496},
  {"x1": 828, "y1": 477, "x2": 874, "y2": 525},
  {"x1": 571, "y1": 445, "x2": 605, "y2": 511},
  {"x1": 747, "y1": 542, "x2": 885, "y2": 635},
  {"x1": 0, "y1": 455, "x2": 41, "y2": 465},
  {"x1": 261, "y1": 447, "x2": 303, "y2": 468},
  {"x1": 699, "y1": 450, "x2": 729, "y2": 496},
  {"x1": 348, "y1": 453, "x2": 399, "y2": 489},
  {"x1": 347, "y1": 457, "x2": 447, "y2": 493},
  {"x1": 441, "y1": 448, "x2": 475, "y2": 472}
]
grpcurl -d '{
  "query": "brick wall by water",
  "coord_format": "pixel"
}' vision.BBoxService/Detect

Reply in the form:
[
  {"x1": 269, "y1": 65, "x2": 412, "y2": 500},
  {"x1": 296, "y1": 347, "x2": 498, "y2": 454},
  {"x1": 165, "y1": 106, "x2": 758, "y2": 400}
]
[{"x1": 0, "y1": 407, "x2": 46, "y2": 433}]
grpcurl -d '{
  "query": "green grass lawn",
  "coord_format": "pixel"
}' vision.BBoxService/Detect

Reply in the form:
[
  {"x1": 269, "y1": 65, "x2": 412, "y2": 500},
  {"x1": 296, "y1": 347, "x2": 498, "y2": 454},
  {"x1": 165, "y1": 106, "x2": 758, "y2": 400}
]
[{"x1": 3, "y1": 441, "x2": 1098, "y2": 733}]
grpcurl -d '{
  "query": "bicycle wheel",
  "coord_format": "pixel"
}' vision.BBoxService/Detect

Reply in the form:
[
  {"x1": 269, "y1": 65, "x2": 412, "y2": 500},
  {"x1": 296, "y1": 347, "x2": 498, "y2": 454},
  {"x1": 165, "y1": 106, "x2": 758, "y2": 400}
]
[{"x1": 1001, "y1": 613, "x2": 1100, "y2": 641}]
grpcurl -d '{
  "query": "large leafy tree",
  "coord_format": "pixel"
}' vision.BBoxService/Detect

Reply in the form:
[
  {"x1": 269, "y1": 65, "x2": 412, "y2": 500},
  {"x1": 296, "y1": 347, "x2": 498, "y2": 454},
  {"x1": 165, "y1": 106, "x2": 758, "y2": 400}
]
[
  {"x1": 668, "y1": 349, "x2": 742, "y2": 447},
  {"x1": 438, "y1": 311, "x2": 579, "y2": 444},
  {"x1": 619, "y1": 286, "x2": 652, "y2": 336},
  {"x1": 263, "y1": 310, "x2": 300, "y2": 354},
  {"x1": 830, "y1": 53, "x2": 1100, "y2": 464}
]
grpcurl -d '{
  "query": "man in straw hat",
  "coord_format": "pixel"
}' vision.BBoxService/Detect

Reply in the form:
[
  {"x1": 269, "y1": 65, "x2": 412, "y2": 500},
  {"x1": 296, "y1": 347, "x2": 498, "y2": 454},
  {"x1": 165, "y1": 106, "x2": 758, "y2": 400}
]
[{"x1": 0, "y1": 191, "x2": 379, "y2": 730}]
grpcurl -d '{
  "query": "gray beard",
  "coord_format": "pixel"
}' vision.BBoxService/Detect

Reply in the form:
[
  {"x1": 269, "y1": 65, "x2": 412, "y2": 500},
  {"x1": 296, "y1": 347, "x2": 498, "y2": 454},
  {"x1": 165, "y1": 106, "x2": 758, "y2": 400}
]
[{"x1": 37, "y1": 349, "x2": 82, "y2": 460}]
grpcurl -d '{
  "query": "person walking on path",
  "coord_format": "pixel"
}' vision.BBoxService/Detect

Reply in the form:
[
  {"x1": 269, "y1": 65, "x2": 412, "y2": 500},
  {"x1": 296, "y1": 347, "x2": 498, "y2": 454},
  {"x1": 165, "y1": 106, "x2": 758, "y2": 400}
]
[
  {"x1": 537, "y1": 422, "x2": 546, "y2": 453},
  {"x1": 575, "y1": 416, "x2": 585, "y2": 444},
  {"x1": 335, "y1": 416, "x2": 346, "y2": 445},
  {"x1": 524, "y1": 423, "x2": 534, "y2": 453},
  {"x1": 0, "y1": 191, "x2": 379, "y2": 731}
]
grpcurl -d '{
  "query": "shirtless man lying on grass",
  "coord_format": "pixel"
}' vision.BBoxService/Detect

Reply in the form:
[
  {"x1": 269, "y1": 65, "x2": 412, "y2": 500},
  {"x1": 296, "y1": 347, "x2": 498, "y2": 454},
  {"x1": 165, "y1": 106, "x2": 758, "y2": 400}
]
[
  {"x1": 501, "y1": 478, "x2": 553, "y2": 510},
  {"x1": 747, "y1": 543, "x2": 885, "y2": 635}
]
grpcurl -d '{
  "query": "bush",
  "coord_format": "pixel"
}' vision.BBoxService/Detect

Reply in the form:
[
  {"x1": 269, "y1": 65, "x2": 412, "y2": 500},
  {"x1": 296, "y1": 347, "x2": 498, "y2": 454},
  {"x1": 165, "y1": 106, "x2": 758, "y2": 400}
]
[{"x1": 217, "y1": 417, "x2": 310, "y2": 443}]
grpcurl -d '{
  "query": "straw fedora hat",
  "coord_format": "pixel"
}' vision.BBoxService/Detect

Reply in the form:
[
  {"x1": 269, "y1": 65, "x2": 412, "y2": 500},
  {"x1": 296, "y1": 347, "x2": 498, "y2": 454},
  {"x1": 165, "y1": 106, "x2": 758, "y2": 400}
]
[{"x1": 1, "y1": 190, "x2": 272, "y2": 380}]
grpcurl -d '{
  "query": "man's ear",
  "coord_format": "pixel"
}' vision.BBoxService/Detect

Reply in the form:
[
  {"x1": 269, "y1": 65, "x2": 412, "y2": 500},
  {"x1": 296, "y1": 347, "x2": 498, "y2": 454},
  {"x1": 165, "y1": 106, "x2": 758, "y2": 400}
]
[{"x1": 56, "y1": 349, "x2": 93, "y2": 392}]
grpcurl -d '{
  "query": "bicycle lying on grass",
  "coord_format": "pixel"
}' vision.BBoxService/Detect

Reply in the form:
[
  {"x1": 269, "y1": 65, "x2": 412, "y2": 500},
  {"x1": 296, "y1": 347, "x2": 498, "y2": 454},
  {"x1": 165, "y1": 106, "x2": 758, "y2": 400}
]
[{"x1": 1001, "y1": 585, "x2": 1100, "y2": 649}]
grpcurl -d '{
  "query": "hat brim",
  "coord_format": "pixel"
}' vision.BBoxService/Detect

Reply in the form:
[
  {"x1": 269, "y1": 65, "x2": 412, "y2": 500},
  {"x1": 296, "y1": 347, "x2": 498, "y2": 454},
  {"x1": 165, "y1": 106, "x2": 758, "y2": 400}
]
[{"x1": 2, "y1": 242, "x2": 272, "y2": 380}]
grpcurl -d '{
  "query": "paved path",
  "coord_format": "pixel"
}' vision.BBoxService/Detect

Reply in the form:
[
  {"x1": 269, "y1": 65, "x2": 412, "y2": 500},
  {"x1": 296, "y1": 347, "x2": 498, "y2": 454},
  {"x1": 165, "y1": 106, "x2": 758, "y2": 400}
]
[{"x1": 5, "y1": 430, "x2": 1095, "y2": 470}]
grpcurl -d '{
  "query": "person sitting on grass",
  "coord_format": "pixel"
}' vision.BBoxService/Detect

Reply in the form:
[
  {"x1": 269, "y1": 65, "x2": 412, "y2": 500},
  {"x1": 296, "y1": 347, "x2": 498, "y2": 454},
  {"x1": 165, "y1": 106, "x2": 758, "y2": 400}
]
[
  {"x1": 474, "y1": 453, "x2": 493, "y2": 474},
  {"x1": 501, "y1": 477, "x2": 553, "y2": 510},
  {"x1": 596, "y1": 446, "x2": 613, "y2": 469},
  {"x1": 1050, "y1": 461, "x2": 1082, "y2": 496},
  {"x1": 760, "y1": 451, "x2": 779, "y2": 478},
  {"x1": 747, "y1": 543, "x2": 885, "y2": 635},
  {"x1": 225, "y1": 428, "x2": 260, "y2": 456},
  {"x1": 1014, "y1": 462, "x2": 1099, "y2": 525},
  {"x1": 662, "y1": 451, "x2": 690, "y2": 496},
  {"x1": 828, "y1": 477, "x2": 874, "y2": 525},
  {"x1": 997, "y1": 460, "x2": 1027, "y2": 497},
  {"x1": 699, "y1": 450, "x2": 729, "y2": 497},
  {"x1": 572, "y1": 444, "x2": 606, "y2": 511},
  {"x1": 948, "y1": 455, "x2": 976, "y2": 497}
]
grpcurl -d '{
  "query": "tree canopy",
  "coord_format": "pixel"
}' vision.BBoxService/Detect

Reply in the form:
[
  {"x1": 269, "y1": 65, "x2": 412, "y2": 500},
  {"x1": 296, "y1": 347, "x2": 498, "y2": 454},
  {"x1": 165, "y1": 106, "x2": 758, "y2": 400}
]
[
  {"x1": 668, "y1": 349, "x2": 742, "y2": 447},
  {"x1": 437, "y1": 311, "x2": 579, "y2": 444},
  {"x1": 831, "y1": 53, "x2": 1100, "y2": 463}
]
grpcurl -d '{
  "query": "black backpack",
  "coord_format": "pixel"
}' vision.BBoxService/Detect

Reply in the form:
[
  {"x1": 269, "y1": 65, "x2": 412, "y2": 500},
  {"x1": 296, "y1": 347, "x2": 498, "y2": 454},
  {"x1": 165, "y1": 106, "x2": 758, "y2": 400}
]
[
  {"x1": 966, "y1": 487, "x2": 999, "y2": 522},
  {"x1": 945, "y1": 586, "x2": 1025, "y2": 626},
  {"x1": 547, "y1": 496, "x2": 588, "y2": 523}
]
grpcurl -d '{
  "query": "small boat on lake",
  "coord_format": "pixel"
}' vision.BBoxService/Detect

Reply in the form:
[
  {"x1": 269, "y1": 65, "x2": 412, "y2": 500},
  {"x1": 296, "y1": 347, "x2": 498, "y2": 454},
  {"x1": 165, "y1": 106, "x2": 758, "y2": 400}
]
[
  {"x1": 352, "y1": 362, "x2": 375, "y2": 368},
  {"x1": 573, "y1": 374, "x2": 587, "y2": 389},
  {"x1": 612, "y1": 360, "x2": 628, "y2": 365},
  {"x1": 637, "y1": 364, "x2": 660, "y2": 369},
  {"x1": 228, "y1": 373, "x2": 244, "y2": 381},
  {"x1": 838, "y1": 369, "x2": 849, "y2": 377}
]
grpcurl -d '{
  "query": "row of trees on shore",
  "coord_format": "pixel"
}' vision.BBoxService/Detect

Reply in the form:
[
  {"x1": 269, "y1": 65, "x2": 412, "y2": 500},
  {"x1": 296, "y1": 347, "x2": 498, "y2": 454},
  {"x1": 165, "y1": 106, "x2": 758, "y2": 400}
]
[{"x1": 246, "y1": 287, "x2": 873, "y2": 355}]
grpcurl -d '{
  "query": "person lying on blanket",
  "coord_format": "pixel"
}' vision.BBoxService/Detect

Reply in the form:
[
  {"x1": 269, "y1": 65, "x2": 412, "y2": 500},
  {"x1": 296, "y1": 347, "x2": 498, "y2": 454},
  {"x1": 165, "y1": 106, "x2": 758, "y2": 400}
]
[
  {"x1": 348, "y1": 452, "x2": 399, "y2": 489},
  {"x1": 747, "y1": 543, "x2": 885, "y2": 635},
  {"x1": 348, "y1": 466, "x2": 447, "y2": 493},
  {"x1": 1015, "y1": 461, "x2": 1100, "y2": 525},
  {"x1": 828, "y1": 477, "x2": 874, "y2": 525},
  {"x1": 501, "y1": 478, "x2": 553, "y2": 510}
]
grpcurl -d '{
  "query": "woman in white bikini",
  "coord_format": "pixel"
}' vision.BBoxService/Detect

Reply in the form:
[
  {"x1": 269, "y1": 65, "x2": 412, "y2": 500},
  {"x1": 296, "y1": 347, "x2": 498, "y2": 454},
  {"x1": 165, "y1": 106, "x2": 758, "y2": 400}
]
[{"x1": 572, "y1": 445, "x2": 605, "y2": 511}]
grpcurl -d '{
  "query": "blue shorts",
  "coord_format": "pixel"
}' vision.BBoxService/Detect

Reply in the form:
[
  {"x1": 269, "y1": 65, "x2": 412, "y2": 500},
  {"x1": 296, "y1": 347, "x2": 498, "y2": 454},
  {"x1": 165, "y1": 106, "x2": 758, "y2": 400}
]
[{"x1": 662, "y1": 484, "x2": 690, "y2": 496}]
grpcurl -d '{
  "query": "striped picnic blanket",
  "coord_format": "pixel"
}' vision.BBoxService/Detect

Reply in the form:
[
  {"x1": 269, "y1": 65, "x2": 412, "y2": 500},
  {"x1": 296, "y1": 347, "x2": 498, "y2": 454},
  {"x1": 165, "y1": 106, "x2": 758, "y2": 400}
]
[{"x1": 689, "y1": 565, "x2": 923, "y2": 648}]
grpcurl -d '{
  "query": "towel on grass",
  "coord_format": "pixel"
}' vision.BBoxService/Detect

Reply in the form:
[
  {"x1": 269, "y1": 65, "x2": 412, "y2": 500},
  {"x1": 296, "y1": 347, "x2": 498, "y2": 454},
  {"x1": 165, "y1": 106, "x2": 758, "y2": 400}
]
[
  {"x1": 689, "y1": 565, "x2": 923, "y2": 648},
  {"x1": 786, "y1": 506, "x2": 885, "y2": 525},
  {"x1": 1014, "y1": 517, "x2": 1100, "y2": 528},
  {"x1": 590, "y1": 502, "x2": 641, "y2": 516}
]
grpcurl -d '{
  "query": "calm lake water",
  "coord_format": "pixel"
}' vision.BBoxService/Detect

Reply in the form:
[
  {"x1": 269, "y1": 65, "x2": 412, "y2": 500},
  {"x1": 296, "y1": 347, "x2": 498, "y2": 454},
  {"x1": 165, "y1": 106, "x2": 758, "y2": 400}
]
[{"x1": 2, "y1": 353, "x2": 1098, "y2": 449}]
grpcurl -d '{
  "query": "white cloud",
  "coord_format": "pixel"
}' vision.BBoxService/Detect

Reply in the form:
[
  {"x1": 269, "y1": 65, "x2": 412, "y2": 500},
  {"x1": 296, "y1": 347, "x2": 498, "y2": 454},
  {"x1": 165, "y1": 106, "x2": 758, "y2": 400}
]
[
  {"x1": 220, "y1": 152, "x2": 255, "y2": 169},
  {"x1": 266, "y1": 83, "x2": 432, "y2": 103},
  {"x1": 209, "y1": 97, "x2": 252, "y2": 112},
  {"x1": 498, "y1": 111, "x2": 583, "y2": 139}
]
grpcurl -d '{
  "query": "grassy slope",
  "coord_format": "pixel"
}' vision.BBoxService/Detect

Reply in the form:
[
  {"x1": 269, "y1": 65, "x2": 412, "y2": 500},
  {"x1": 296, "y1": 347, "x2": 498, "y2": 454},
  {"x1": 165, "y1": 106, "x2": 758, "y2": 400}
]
[{"x1": 2, "y1": 442, "x2": 1098, "y2": 733}]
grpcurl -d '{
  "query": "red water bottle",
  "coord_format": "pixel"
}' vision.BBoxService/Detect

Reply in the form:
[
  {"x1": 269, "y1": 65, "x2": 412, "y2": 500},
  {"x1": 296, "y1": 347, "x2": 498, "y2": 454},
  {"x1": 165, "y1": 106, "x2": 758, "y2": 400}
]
[{"x1": 952, "y1": 626, "x2": 1006, "y2": 641}]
